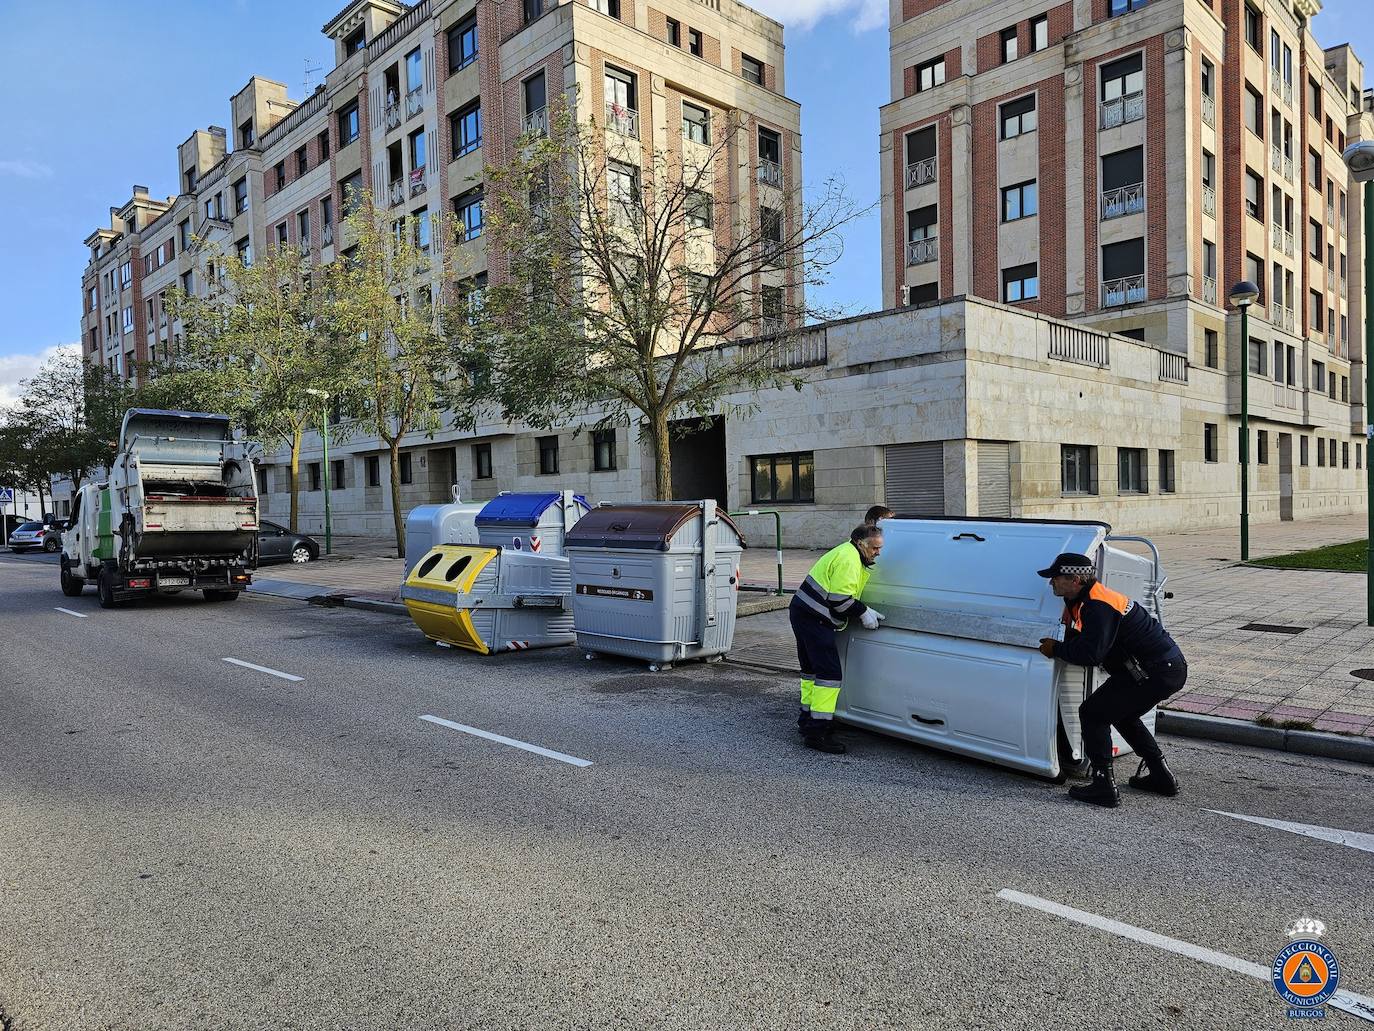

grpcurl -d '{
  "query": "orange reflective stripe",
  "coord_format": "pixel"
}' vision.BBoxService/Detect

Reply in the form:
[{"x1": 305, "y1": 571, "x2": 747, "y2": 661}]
[{"x1": 1088, "y1": 581, "x2": 1131, "y2": 615}]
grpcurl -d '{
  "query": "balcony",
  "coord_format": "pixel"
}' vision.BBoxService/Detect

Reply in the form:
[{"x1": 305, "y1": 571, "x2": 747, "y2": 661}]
[
  {"x1": 758, "y1": 316, "x2": 783, "y2": 336},
  {"x1": 1203, "y1": 184, "x2": 1216, "y2": 218},
  {"x1": 1271, "y1": 74, "x2": 1282, "y2": 98},
  {"x1": 410, "y1": 166, "x2": 427, "y2": 197},
  {"x1": 605, "y1": 102, "x2": 640, "y2": 140},
  {"x1": 1272, "y1": 221, "x2": 1283, "y2": 250},
  {"x1": 298, "y1": 238, "x2": 311, "y2": 255},
  {"x1": 1202, "y1": 92, "x2": 1215, "y2": 128},
  {"x1": 758, "y1": 158, "x2": 783, "y2": 187},
  {"x1": 906, "y1": 236, "x2": 939, "y2": 266},
  {"x1": 1283, "y1": 155, "x2": 1294, "y2": 182},
  {"x1": 905, "y1": 156, "x2": 937, "y2": 190},
  {"x1": 406, "y1": 87, "x2": 424, "y2": 120},
  {"x1": 1048, "y1": 323, "x2": 1110, "y2": 368},
  {"x1": 1159, "y1": 351, "x2": 1188, "y2": 384},
  {"x1": 1203, "y1": 276, "x2": 1217, "y2": 305},
  {"x1": 1100, "y1": 91, "x2": 1145, "y2": 130},
  {"x1": 1274, "y1": 383, "x2": 1300, "y2": 409},
  {"x1": 389, "y1": 180, "x2": 405, "y2": 207},
  {"x1": 1271, "y1": 146, "x2": 1283, "y2": 174},
  {"x1": 1283, "y1": 80, "x2": 1293, "y2": 106},
  {"x1": 1100, "y1": 182, "x2": 1145, "y2": 220},
  {"x1": 384, "y1": 101, "x2": 402, "y2": 131},
  {"x1": 524, "y1": 107, "x2": 548, "y2": 137},
  {"x1": 1284, "y1": 228, "x2": 1295, "y2": 257},
  {"x1": 1282, "y1": 305, "x2": 1295, "y2": 333},
  {"x1": 1102, "y1": 274, "x2": 1146, "y2": 307},
  {"x1": 322, "y1": 224, "x2": 334, "y2": 247}
]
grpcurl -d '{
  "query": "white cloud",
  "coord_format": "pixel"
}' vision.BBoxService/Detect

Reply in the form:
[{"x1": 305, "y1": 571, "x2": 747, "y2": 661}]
[
  {"x1": 0, "y1": 343, "x2": 79, "y2": 409},
  {"x1": 750, "y1": 0, "x2": 886, "y2": 32},
  {"x1": 0, "y1": 158, "x2": 54, "y2": 180}
]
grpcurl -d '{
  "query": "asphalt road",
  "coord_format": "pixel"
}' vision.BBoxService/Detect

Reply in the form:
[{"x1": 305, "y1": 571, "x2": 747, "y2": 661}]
[{"x1": 1, "y1": 551, "x2": 1371, "y2": 1030}]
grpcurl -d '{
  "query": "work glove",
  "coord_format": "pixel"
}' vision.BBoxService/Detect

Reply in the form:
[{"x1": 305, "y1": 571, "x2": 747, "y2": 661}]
[
  {"x1": 1038, "y1": 638, "x2": 1058, "y2": 659},
  {"x1": 860, "y1": 609, "x2": 884, "y2": 631}
]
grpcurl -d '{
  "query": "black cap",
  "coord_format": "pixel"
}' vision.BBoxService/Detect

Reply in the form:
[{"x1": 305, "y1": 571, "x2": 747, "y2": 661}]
[{"x1": 1037, "y1": 553, "x2": 1096, "y2": 579}]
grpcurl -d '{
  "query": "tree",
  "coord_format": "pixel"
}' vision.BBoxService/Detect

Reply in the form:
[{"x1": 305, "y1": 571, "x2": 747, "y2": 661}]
[
  {"x1": 447, "y1": 111, "x2": 866, "y2": 499},
  {"x1": 164, "y1": 240, "x2": 349, "y2": 532},
  {"x1": 329, "y1": 190, "x2": 466, "y2": 554}
]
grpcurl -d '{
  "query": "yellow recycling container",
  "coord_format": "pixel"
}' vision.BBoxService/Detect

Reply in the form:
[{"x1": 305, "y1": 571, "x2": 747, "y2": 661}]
[{"x1": 400, "y1": 545, "x2": 500, "y2": 653}]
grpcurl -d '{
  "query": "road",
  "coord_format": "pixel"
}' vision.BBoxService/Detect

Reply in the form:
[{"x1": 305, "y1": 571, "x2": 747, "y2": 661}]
[{"x1": 1, "y1": 550, "x2": 1372, "y2": 1030}]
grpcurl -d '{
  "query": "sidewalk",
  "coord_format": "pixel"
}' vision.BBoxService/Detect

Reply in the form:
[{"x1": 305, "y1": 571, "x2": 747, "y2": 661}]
[{"x1": 250, "y1": 514, "x2": 1374, "y2": 740}]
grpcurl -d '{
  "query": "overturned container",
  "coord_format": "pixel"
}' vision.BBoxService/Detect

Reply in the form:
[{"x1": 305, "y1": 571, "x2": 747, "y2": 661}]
[
  {"x1": 836, "y1": 517, "x2": 1167, "y2": 780},
  {"x1": 404, "y1": 493, "x2": 486, "y2": 575},
  {"x1": 565, "y1": 501, "x2": 745, "y2": 668},
  {"x1": 475, "y1": 491, "x2": 590, "y2": 556},
  {"x1": 400, "y1": 544, "x2": 575, "y2": 654}
]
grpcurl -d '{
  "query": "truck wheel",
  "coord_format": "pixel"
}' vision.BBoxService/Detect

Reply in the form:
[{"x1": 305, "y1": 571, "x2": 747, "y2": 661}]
[
  {"x1": 97, "y1": 567, "x2": 118, "y2": 609},
  {"x1": 60, "y1": 558, "x2": 85, "y2": 597},
  {"x1": 202, "y1": 589, "x2": 241, "y2": 603}
]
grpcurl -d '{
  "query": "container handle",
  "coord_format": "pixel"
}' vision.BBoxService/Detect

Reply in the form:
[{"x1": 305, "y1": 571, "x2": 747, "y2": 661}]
[{"x1": 952, "y1": 532, "x2": 986, "y2": 542}]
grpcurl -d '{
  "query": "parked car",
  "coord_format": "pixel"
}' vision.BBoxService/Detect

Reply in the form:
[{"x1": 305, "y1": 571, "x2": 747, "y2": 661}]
[
  {"x1": 8, "y1": 520, "x2": 62, "y2": 553},
  {"x1": 256, "y1": 521, "x2": 319, "y2": 564}
]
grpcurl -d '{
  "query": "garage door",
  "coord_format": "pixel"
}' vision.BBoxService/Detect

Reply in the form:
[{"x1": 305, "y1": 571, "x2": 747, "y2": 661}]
[
  {"x1": 977, "y1": 442, "x2": 1011, "y2": 518},
  {"x1": 885, "y1": 442, "x2": 945, "y2": 517}
]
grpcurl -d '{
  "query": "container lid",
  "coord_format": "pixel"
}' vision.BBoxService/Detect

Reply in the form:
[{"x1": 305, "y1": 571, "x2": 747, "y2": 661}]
[
  {"x1": 564, "y1": 504, "x2": 742, "y2": 551},
  {"x1": 475, "y1": 492, "x2": 590, "y2": 527}
]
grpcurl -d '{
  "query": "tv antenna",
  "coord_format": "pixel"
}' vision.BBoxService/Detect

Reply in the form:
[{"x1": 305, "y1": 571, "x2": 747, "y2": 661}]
[{"x1": 303, "y1": 58, "x2": 323, "y2": 95}]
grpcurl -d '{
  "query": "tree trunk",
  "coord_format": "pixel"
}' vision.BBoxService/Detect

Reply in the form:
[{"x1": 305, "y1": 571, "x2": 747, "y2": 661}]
[
  {"x1": 38, "y1": 482, "x2": 48, "y2": 519},
  {"x1": 288, "y1": 427, "x2": 303, "y2": 533},
  {"x1": 387, "y1": 438, "x2": 406, "y2": 556},
  {"x1": 649, "y1": 409, "x2": 673, "y2": 501}
]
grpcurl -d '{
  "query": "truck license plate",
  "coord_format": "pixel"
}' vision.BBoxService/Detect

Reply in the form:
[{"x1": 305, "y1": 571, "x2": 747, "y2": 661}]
[{"x1": 159, "y1": 576, "x2": 190, "y2": 588}]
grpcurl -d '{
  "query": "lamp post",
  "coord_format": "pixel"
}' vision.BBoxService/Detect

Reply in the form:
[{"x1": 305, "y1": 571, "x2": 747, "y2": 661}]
[
  {"x1": 1229, "y1": 280, "x2": 1260, "y2": 562},
  {"x1": 1341, "y1": 141, "x2": 1374, "y2": 627},
  {"x1": 305, "y1": 388, "x2": 332, "y2": 556}
]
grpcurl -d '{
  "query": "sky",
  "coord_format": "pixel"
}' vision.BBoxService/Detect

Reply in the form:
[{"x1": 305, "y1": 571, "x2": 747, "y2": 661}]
[{"x1": 0, "y1": 0, "x2": 1366, "y2": 404}]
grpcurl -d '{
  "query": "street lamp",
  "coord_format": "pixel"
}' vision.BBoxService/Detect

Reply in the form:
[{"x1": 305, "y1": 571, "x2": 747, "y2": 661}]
[
  {"x1": 305, "y1": 388, "x2": 333, "y2": 556},
  {"x1": 1229, "y1": 279, "x2": 1260, "y2": 562},
  {"x1": 1341, "y1": 140, "x2": 1374, "y2": 626}
]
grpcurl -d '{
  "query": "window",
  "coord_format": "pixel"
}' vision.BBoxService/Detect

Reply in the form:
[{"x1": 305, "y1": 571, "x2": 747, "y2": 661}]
[
  {"x1": 274, "y1": 161, "x2": 286, "y2": 190},
  {"x1": 1341, "y1": 376, "x2": 1349, "y2": 403},
  {"x1": 181, "y1": 270, "x2": 193, "y2": 294},
  {"x1": 1159, "y1": 450, "x2": 1176, "y2": 493},
  {"x1": 120, "y1": 261, "x2": 132, "y2": 287},
  {"x1": 1308, "y1": 148, "x2": 1321, "y2": 189},
  {"x1": 1246, "y1": 253, "x2": 1264, "y2": 304},
  {"x1": 688, "y1": 28, "x2": 703, "y2": 57},
  {"x1": 741, "y1": 53, "x2": 764, "y2": 86},
  {"x1": 399, "y1": 452, "x2": 413, "y2": 485},
  {"x1": 666, "y1": 17, "x2": 680, "y2": 47},
  {"x1": 1298, "y1": 435, "x2": 1310, "y2": 466},
  {"x1": 1329, "y1": 439, "x2": 1338, "y2": 466},
  {"x1": 454, "y1": 188, "x2": 483, "y2": 241},
  {"x1": 1030, "y1": 15, "x2": 1049, "y2": 51},
  {"x1": 758, "y1": 126, "x2": 781, "y2": 165},
  {"x1": 1118, "y1": 448, "x2": 1147, "y2": 493},
  {"x1": 1308, "y1": 220, "x2": 1322, "y2": 259},
  {"x1": 235, "y1": 237, "x2": 251, "y2": 266},
  {"x1": 338, "y1": 101, "x2": 359, "y2": 146},
  {"x1": 276, "y1": 222, "x2": 288, "y2": 247},
  {"x1": 686, "y1": 188, "x2": 713, "y2": 229},
  {"x1": 1244, "y1": 4, "x2": 1262, "y2": 52},
  {"x1": 761, "y1": 285, "x2": 783, "y2": 328},
  {"x1": 1343, "y1": 442, "x2": 1351, "y2": 469},
  {"x1": 178, "y1": 219, "x2": 190, "y2": 250},
  {"x1": 1201, "y1": 57, "x2": 1214, "y2": 99},
  {"x1": 297, "y1": 209, "x2": 310, "y2": 244},
  {"x1": 1328, "y1": 373, "x2": 1337, "y2": 400},
  {"x1": 414, "y1": 206, "x2": 431, "y2": 252},
  {"x1": 239, "y1": 119, "x2": 255, "y2": 149},
  {"x1": 309, "y1": 463, "x2": 321, "y2": 491},
  {"x1": 686, "y1": 271, "x2": 711, "y2": 309},
  {"x1": 1244, "y1": 169, "x2": 1263, "y2": 220},
  {"x1": 683, "y1": 102, "x2": 710, "y2": 144},
  {"x1": 523, "y1": 0, "x2": 543, "y2": 24},
  {"x1": 1358, "y1": 444, "x2": 1364, "y2": 470},
  {"x1": 524, "y1": 72, "x2": 546, "y2": 117},
  {"x1": 1203, "y1": 328, "x2": 1218, "y2": 369},
  {"x1": 1102, "y1": 54, "x2": 1143, "y2": 102},
  {"x1": 1271, "y1": 28, "x2": 1281, "y2": 73},
  {"x1": 609, "y1": 161, "x2": 640, "y2": 222},
  {"x1": 233, "y1": 177, "x2": 248, "y2": 213},
  {"x1": 366, "y1": 455, "x2": 380, "y2": 487},
  {"x1": 750, "y1": 452, "x2": 815, "y2": 504},
  {"x1": 318, "y1": 129, "x2": 330, "y2": 160},
  {"x1": 1257, "y1": 430, "x2": 1269, "y2": 465},
  {"x1": 1244, "y1": 85, "x2": 1263, "y2": 138},
  {"x1": 331, "y1": 459, "x2": 346, "y2": 489},
  {"x1": 915, "y1": 56, "x2": 946, "y2": 93},
  {"x1": 451, "y1": 101, "x2": 482, "y2": 157},
  {"x1": 1202, "y1": 241, "x2": 1216, "y2": 281},
  {"x1": 1101, "y1": 237, "x2": 1144, "y2": 283},
  {"x1": 591, "y1": 0, "x2": 621, "y2": 14},
  {"x1": 592, "y1": 430, "x2": 617, "y2": 471},
  {"x1": 122, "y1": 306, "x2": 133, "y2": 331},
  {"x1": 296, "y1": 146, "x2": 308, "y2": 178},
  {"x1": 1001, "y1": 27, "x2": 1018, "y2": 64},
  {"x1": 321, "y1": 196, "x2": 334, "y2": 230},
  {"x1": 1204, "y1": 423, "x2": 1218, "y2": 463},
  {"x1": 344, "y1": 26, "x2": 366, "y2": 54},
  {"x1": 1248, "y1": 338, "x2": 1266, "y2": 375},
  {"x1": 472, "y1": 442, "x2": 492, "y2": 479},
  {"x1": 1003, "y1": 263, "x2": 1039, "y2": 303},
  {"x1": 538, "y1": 435, "x2": 559, "y2": 475},
  {"x1": 448, "y1": 14, "x2": 478, "y2": 71},
  {"x1": 761, "y1": 206, "x2": 783, "y2": 261},
  {"x1": 1108, "y1": 0, "x2": 1148, "y2": 14},
  {"x1": 1001, "y1": 179, "x2": 1038, "y2": 221},
  {"x1": 409, "y1": 127, "x2": 427, "y2": 172},
  {"x1": 1061, "y1": 445, "x2": 1095, "y2": 494},
  {"x1": 1000, "y1": 95, "x2": 1037, "y2": 139}
]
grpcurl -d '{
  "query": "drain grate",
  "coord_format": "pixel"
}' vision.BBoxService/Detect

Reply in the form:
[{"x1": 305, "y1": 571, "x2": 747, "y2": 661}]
[
  {"x1": 1352, "y1": 669, "x2": 1374, "y2": 682},
  {"x1": 1239, "y1": 622, "x2": 1307, "y2": 635}
]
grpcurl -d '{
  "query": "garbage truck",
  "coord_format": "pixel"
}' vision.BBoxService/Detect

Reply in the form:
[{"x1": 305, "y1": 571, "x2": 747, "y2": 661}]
[{"x1": 59, "y1": 409, "x2": 260, "y2": 607}]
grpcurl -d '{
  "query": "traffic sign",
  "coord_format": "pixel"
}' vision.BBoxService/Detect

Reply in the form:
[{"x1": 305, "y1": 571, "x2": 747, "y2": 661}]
[{"x1": 0, "y1": 487, "x2": 14, "y2": 504}]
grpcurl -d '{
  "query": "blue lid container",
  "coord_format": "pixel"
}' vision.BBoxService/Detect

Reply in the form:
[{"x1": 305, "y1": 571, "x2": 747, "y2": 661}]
[{"x1": 476, "y1": 492, "x2": 590, "y2": 528}]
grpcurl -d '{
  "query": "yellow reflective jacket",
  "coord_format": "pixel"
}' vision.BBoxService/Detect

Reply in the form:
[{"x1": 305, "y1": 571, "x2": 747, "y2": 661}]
[{"x1": 794, "y1": 541, "x2": 872, "y2": 628}]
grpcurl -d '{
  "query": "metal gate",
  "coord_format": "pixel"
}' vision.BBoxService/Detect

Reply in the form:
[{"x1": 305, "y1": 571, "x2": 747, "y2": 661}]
[
  {"x1": 885, "y1": 442, "x2": 945, "y2": 516},
  {"x1": 977, "y1": 441, "x2": 1011, "y2": 518}
]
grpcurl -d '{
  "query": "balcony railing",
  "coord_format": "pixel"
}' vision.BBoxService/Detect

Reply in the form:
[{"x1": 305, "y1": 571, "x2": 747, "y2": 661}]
[
  {"x1": 1271, "y1": 74, "x2": 1282, "y2": 97},
  {"x1": 758, "y1": 316, "x2": 783, "y2": 336},
  {"x1": 410, "y1": 166, "x2": 426, "y2": 197},
  {"x1": 1283, "y1": 155, "x2": 1294, "y2": 182},
  {"x1": 524, "y1": 107, "x2": 548, "y2": 137},
  {"x1": 906, "y1": 236, "x2": 939, "y2": 266},
  {"x1": 741, "y1": 332, "x2": 828, "y2": 370},
  {"x1": 384, "y1": 101, "x2": 402, "y2": 131},
  {"x1": 1048, "y1": 323, "x2": 1110, "y2": 368},
  {"x1": 1283, "y1": 306, "x2": 1295, "y2": 333},
  {"x1": 322, "y1": 224, "x2": 334, "y2": 247},
  {"x1": 1283, "y1": 80, "x2": 1293, "y2": 106},
  {"x1": 1202, "y1": 92, "x2": 1215, "y2": 128},
  {"x1": 1328, "y1": 328, "x2": 1337, "y2": 350},
  {"x1": 1327, "y1": 203, "x2": 1336, "y2": 226},
  {"x1": 758, "y1": 158, "x2": 783, "y2": 187},
  {"x1": 905, "y1": 156, "x2": 937, "y2": 189},
  {"x1": 387, "y1": 180, "x2": 404, "y2": 207},
  {"x1": 1102, "y1": 274, "x2": 1146, "y2": 308},
  {"x1": 1101, "y1": 182, "x2": 1145, "y2": 220},
  {"x1": 605, "y1": 102, "x2": 640, "y2": 139},
  {"x1": 1272, "y1": 221, "x2": 1284, "y2": 251},
  {"x1": 1203, "y1": 276, "x2": 1217, "y2": 305},
  {"x1": 406, "y1": 87, "x2": 424, "y2": 119},
  {"x1": 1100, "y1": 91, "x2": 1145, "y2": 130},
  {"x1": 1159, "y1": 351, "x2": 1189, "y2": 384},
  {"x1": 1274, "y1": 383, "x2": 1299, "y2": 409},
  {"x1": 1203, "y1": 184, "x2": 1216, "y2": 218},
  {"x1": 1271, "y1": 146, "x2": 1283, "y2": 174}
]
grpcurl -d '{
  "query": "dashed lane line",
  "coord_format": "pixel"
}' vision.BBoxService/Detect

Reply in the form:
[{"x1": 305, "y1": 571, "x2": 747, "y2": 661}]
[
  {"x1": 221, "y1": 657, "x2": 303, "y2": 682},
  {"x1": 419, "y1": 714, "x2": 593, "y2": 768},
  {"x1": 54, "y1": 607, "x2": 88, "y2": 618},
  {"x1": 1206, "y1": 810, "x2": 1374, "y2": 855}
]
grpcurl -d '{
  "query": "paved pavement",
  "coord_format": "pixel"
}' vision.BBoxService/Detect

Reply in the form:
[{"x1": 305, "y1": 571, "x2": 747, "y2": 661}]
[{"x1": 2, "y1": 553, "x2": 1373, "y2": 1029}]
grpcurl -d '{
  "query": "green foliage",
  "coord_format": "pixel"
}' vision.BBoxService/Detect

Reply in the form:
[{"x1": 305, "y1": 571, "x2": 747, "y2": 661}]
[{"x1": 1253, "y1": 539, "x2": 1368, "y2": 572}]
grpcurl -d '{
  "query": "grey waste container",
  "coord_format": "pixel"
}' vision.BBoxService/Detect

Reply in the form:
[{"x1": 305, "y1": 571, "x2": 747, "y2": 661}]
[
  {"x1": 404, "y1": 498, "x2": 485, "y2": 575},
  {"x1": 566, "y1": 501, "x2": 745, "y2": 667},
  {"x1": 475, "y1": 491, "x2": 590, "y2": 556}
]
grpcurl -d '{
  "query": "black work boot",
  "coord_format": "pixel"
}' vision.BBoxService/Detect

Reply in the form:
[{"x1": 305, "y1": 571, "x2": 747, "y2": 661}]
[
  {"x1": 804, "y1": 724, "x2": 846, "y2": 755},
  {"x1": 1128, "y1": 755, "x2": 1180, "y2": 797},
  {"x1": 1068, "y1": 762, "x2": 1120, "y2": 808},
  {"x1": 797, "y1": 710, "x2": 813, "y2": 737}
]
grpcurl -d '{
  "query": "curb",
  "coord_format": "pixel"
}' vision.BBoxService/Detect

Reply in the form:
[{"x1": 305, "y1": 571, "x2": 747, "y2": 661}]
[{"x1": 1157, "y1": 711, "x2": 1374, "y2": 765}]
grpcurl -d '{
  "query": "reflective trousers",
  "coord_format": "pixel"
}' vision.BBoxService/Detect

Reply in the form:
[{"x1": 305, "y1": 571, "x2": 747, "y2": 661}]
[
  {"x1": 1080, "y1": 660, "x2": 1188, "y2": 766},
  {"x1": 790, "y1": 599, "x2": 843, "y2": 720}
]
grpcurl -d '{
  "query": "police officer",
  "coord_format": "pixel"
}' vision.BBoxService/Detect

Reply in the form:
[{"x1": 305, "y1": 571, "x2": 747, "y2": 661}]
[
  {"x1": 1036, "y1": 553, "x2": 1187, "y2": 808},
  {"x1": 790, "y1": 524, "x2": 885, "y2": 754}
]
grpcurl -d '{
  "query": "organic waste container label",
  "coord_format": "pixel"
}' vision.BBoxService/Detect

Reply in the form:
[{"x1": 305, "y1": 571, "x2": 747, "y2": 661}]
[{"x1": 576, "y1": 584, "x2": 654, "y2": 602}]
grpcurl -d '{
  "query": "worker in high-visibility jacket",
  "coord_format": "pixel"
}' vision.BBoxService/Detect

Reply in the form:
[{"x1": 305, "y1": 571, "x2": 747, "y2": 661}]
[
  {"x1": 1037, "y1": 552, "x2": 1188, "y2": 808},
  {"x1": 790, "y1": 524, "x2": 885, "y2": 754}
]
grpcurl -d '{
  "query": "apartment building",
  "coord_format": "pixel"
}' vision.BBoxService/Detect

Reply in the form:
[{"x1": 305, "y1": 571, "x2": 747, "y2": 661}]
[{"x1": 880, "y1": 0, "x2": 1366, "y2": 528}]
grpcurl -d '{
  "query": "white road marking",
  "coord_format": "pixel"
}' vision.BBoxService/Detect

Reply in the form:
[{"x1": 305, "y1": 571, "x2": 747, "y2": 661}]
[
  {"x1": 54, "y1": 607, "x2": 88, "y2": 619},
  {"x1": 998, "y1": 889, "x2": 1374, "y2": 1024},
  {"x1": 419, "y1": 714, "x2": 592, "y2": 768},
  {"x1": 1206, "y1": 810, "x2": 1374, "y2": 855},
  {"x1": 221, "y1": 657, "x2": 303, "y2": 682}
]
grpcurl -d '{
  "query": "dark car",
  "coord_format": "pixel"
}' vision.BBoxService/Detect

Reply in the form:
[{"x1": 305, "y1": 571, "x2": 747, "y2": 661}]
[{"x1": 256, "y1": 521, "x2": 320, "y2": 564}]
